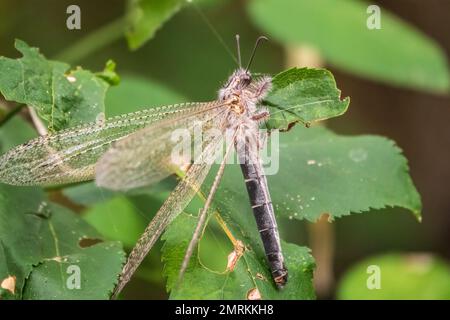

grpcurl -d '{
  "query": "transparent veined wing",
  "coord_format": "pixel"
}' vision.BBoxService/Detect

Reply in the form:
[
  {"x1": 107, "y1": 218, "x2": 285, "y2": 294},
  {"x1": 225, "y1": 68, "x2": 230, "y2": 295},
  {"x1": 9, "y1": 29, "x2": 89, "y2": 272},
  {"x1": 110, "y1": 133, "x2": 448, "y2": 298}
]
[
  {"x1": 95, "y1": 101, "x2": 228, "y2": 191},
  {"x1": 112, "y1": 113, "x2": 228, "y2": 297},
  {"x1": 0, "y1": 102, "x2": 221, "y2": 186}
]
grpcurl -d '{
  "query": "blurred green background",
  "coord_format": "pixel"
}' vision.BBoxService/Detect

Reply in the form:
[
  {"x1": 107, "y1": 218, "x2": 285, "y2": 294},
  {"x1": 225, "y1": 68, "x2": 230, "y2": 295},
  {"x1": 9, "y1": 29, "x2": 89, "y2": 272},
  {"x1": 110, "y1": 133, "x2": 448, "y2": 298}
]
[{"x1": 0, "y1": 0, "x2": 449, "y2": 299}]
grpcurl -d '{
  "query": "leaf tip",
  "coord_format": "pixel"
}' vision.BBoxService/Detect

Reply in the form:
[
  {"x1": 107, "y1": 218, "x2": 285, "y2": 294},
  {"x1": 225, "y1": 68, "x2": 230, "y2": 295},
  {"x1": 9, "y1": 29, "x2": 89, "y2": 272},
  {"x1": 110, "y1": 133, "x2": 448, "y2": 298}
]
[{"x1": 96, "y1": 60, "x2": 121, "y2": 86}]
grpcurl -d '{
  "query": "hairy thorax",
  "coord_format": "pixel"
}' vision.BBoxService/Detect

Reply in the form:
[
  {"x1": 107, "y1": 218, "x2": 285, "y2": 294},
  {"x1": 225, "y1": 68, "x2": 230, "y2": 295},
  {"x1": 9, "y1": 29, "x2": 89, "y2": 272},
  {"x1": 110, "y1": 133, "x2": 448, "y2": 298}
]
[
  {"x1": 218, "y1": 68, "x2": 272, "y2": 122},
  {"x1": 218, "y1": 68, "x2": 272, "y2": 151}
]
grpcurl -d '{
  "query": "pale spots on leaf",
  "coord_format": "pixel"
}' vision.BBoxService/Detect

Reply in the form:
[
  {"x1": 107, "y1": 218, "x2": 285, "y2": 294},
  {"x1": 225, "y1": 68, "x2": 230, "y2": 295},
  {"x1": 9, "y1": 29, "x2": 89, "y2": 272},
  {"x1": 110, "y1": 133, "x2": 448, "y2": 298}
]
[
  {"x1": 43, "y1": 256, "x2": 64, "y2": 263},
  {"x1": 66, "y1": 75, "x2": 77, "y2": 83},
  {"x1": 349, "y1": 148, "x2": 368, "y2": 162},
  {"x1": 307, "y1": 159, "x2": 324, "y2": 167}
]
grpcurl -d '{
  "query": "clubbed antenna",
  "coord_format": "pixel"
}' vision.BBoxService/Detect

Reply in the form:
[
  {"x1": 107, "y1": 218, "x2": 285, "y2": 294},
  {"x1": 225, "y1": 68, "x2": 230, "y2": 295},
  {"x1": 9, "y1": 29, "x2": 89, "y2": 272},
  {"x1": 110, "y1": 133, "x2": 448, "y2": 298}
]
[{"x1": 246, "y1": 36, "x2": 268, "y2": 72}]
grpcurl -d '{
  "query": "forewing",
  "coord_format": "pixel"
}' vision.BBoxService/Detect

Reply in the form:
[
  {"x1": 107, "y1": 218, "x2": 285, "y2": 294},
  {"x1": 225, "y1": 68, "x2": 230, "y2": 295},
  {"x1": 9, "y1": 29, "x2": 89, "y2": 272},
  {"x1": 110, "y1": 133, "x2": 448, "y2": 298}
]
[
  {"x1": 0, "y1": 102, "x2": 215, "y2": 186},
  {"x1": 113, "y1": 125, "x2": 225, "y2": 296},
  {"x1": 95, "y1": 101, "x2": 227, "y2": 191}
]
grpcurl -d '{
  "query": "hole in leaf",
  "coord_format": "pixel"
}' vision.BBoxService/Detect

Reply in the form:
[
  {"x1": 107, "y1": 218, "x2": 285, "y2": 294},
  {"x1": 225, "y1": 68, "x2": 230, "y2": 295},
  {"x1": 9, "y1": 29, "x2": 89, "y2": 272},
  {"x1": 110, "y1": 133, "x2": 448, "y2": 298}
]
[
  {"x1": 1, "y1": 275, "x2": 16, "y2": 295},
  {"x1": 78, "y1": 237, "x2": 103, "y2": 248}
]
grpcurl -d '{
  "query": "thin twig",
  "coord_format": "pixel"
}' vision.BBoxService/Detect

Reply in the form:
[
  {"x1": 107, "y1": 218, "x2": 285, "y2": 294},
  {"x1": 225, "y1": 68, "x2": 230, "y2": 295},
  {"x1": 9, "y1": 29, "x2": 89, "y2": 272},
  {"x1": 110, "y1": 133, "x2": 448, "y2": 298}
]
[{"x1": 175, "y1": 129, "x2": 238, "y2": 288}]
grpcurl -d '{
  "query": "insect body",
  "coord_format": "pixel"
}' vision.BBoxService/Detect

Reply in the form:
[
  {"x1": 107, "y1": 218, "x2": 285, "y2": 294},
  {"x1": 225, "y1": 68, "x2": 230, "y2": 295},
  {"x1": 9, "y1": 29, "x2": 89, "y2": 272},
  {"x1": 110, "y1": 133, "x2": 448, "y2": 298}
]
[{"x1": 220, "y1": 66, "x2": 288, "y2": 288}]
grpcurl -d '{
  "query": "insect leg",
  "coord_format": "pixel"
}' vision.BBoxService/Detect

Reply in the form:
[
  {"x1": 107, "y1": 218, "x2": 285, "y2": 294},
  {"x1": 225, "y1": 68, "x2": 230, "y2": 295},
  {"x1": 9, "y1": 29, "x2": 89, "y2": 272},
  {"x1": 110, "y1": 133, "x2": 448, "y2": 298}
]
[{"x1": 175, "y1": 128, "x2": 238, "y2": 288}]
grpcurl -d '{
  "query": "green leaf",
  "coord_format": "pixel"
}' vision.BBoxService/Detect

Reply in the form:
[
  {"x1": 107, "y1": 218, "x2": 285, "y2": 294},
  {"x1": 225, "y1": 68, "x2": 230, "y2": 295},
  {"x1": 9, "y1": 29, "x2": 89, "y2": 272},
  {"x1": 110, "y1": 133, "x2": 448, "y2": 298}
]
[
  {"x1": 214, "y1": 125, "x2": 421, "y2": 222},
  {"x1": 161, "y1": 124, "x2": 420, "y2": 299},
  {"x1": 22, "y1": 241, "x2": 124, "y2": 300},
  {"x1": 248, "y1": 0, "x2": 450, "y2": 93},
  {"x1": 83, "y1": 197, "x2": 148, "y2": 248},
  {"x1": 126, "y1": 0, "x2": 186, "y2": 50},
  {"x1": 337, "y1": 253, "x2": 450, "y2": 299},
  {"x1": 0, "y1": 40, "x2": 119, "y2": 131},
  {"x1": 0, "y1": 184, "x2": 126, "y2": 299},
  {"x1": 96, "y1": 60, "x2": 121, "y2": 86},
  {"x1": 265, "y1": 68, "x2": 349, "y2": 130},
  {"x1": 162, "y1": 212, "x2": 316, "y2": 300}
]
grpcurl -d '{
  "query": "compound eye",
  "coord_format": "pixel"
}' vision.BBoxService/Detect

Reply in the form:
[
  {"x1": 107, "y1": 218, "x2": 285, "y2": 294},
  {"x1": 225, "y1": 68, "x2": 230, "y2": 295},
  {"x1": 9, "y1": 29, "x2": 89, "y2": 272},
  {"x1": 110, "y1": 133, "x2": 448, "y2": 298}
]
[{"x1": 242, "y1": 74, "x2": 252, "y2": 86}]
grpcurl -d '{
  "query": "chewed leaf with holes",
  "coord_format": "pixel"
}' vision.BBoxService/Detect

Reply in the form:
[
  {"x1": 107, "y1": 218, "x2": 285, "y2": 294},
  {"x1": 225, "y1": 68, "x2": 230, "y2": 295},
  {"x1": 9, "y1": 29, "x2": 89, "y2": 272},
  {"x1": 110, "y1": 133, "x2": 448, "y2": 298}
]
[
  {"x1": 162, "y1": 213, "x2": 315, "y2": 299},
  {"x1": 214, "y1": 125, "x2": 421, "y2": 222},
  {"x1": 264, "y1": 68, "x2": 349, "y2": 131},
  {"x1": 0, "y1": 185, "x2": 125, "y2": 299},
  {"x1": 0, "y1": 40, "x2": 118, "y2": 131}
]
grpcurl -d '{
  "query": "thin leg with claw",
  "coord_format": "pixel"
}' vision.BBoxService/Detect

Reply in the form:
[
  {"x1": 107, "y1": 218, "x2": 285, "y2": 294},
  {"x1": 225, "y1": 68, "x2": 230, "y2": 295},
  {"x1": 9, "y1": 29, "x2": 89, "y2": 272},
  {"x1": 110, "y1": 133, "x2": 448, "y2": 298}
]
[
  {"x1": 175, "y1": 128, "x2": 238, "y2": 288},
  {"x1": 111, "y1": 133, "x2": 224, "y2": 299}
]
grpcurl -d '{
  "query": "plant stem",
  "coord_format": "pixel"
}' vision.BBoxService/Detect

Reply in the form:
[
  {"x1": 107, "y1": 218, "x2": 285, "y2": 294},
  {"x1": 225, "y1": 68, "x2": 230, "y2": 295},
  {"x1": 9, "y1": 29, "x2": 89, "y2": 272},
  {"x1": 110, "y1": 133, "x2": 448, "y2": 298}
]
[
  {"x1": 0, "y1": 103, "x2": 26, "y2": 127},
  {"x1": 285, "y1": 44, "x2": 336, "y2": 298},
  {"x1": 308, "y1": 214, "x2": 335, "y2": 298},
  {"x1": 28, "y1": 106, "x2": 47, "y2": 135},
  {"x1": 55, "y1": 17, "x2": 126, "y2": 64}
]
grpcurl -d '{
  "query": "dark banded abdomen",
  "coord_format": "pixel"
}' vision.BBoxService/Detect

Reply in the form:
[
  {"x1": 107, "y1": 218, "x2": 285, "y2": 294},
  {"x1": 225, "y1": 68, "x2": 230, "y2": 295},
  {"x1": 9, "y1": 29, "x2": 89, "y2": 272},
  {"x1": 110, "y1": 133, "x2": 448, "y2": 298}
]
[{"x1": 238, "y1": 153, "x2": 288, "y2": 288}]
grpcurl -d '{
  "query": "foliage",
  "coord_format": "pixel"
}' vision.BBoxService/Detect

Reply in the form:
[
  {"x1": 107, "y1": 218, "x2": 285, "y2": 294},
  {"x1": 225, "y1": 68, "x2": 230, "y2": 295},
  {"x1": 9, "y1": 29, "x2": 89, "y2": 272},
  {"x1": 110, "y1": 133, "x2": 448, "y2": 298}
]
[
  {"x1": 126, "y1": 0, "x2": 187, "y2": 50},
  {"x1": 0, "y1": 184, "x2": 125, "y2": 299},
  {"x1": 0, "y1": 40, "x2": 118, "y2": 132},
  {"x1": 265, "y1": 68, "x2": 349, "y2": 130},
  {"x1": 210, "y1": 125, "x2": 421, "y2": 224},
  {"x1": 162, "y1": 213, "x2": 316, "y2": 299},
  {"x1": 0, "y1": 0, "x2": 430, "y2": 300},
  {"x1": 337, "y1": 253, "x2": 450, "y2": 300},
  {"x1": 248, "y1": 0, "x2": 450, "y2": 93}
]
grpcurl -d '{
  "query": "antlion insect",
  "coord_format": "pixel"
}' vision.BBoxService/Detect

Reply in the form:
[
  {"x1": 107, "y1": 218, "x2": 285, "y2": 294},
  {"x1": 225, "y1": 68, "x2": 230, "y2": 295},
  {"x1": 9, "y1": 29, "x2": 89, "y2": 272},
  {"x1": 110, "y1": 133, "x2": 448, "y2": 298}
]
[{"x1": 0, "y1": 35, "x2": 288, "y2": 297}]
